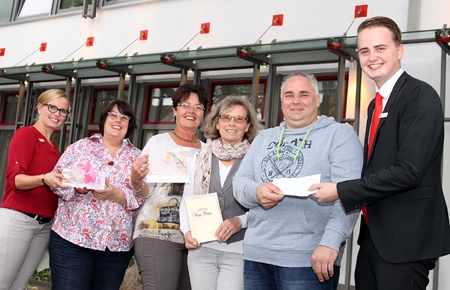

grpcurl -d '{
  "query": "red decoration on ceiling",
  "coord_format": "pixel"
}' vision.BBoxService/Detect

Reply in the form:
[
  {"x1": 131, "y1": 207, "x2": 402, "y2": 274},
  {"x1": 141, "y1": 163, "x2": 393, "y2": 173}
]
[
  {"x1": 0, "y1": 48, "x2": 4, "y2": 56},
  {"x1": 140, "y1": 30, "x2": 148, "y2": 41},
  {"x1": 272, "y1": 14, "x2": 284, "y2": 26},
  {"x1": 354, "y1": 5, "x2": 368, "y2": 18},
  {"x1": 86, "y1": 37, "x2": 94, "y2": 47},
  {"x1": 200, "y1": 22, "x2": 210, "y2": 34},
  {"x1": 40, "y1": 43, "x2": 47, "y2": 52}
]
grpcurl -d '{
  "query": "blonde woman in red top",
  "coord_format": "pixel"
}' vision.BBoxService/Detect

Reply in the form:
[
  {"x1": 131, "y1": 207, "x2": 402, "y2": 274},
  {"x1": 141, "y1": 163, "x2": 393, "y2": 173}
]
[{"x1": 0, "y1": 89, "x2": 69, "y2": 290}]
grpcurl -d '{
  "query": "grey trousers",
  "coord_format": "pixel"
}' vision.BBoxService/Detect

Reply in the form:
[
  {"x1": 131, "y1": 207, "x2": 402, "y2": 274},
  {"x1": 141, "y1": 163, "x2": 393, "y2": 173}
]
[
  {"x1": 0, "y1": 208, "x2": 51, "y2": 290},
  {"x1": 134, "y1": 237, "x2": 191, "y2": 290}
]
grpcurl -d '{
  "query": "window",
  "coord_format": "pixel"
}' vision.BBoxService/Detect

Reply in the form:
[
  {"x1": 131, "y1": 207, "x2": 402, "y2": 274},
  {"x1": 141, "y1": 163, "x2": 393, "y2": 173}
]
[
  {"x1": 1, "y1": 93, "x2": 19, "y2": 124},
  {"x1": 51, "y1": 130, "x2": 70, "y2": 149},
  {"x1": 0, "y1": 130, "x2": 14, "y2": 200},
  {"x1": 142, "y1": 129, "x2": 170, "y2": 146},
  {"x1": 211, "y1": 82, "x2": 266, "y2": 119},
  {"x1": 59, "y1": 0, "x2": 91, "y2": 9},
  {"x1": 316, "y1": 77, "x2": 347, "y2": 120},
  {"x1": 0, "y1": 0, "x2": 14, "y2": 22},
  {"x1": 91, "y1": 88, "x2": 128, "y2": 123},
  {"x1": 16, "y1": 0, "x2": 52, "y2": 18},
  {"x1": 146, "y1": 86, "x2": 178, "y2": 123}
]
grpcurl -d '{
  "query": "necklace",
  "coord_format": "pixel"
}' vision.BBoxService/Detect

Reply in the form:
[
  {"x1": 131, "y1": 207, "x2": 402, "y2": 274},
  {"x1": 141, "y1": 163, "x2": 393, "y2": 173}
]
[{"x1": 172, "y1": 131, "x2": 198, "y2": 143}]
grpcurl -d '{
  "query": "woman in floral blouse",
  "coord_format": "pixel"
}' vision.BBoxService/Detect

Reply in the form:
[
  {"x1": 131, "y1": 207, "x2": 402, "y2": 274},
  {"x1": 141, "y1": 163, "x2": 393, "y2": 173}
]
[{"x1": 49, "y1": 100, "x2": 144, "y2": 290}]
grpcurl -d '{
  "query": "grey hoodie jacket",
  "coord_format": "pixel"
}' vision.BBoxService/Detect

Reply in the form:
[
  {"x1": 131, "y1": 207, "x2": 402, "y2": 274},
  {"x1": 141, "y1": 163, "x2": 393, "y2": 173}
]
[{"x1": 233, "y1": 115, "x2": 363, "y2": 267}]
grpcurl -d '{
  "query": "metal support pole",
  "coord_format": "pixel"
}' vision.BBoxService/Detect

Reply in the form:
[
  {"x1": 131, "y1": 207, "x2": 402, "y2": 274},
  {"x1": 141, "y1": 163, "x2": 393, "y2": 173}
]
[
  {"x1": 251, "y1": 63, "x2": 261, "y2": 109},
  {"x1": 180, "y1": 69, "x2": 187, "y2": 85},
  {"x1": 432, "y1": 44, "x2": 448, "y2": 290},
  {"x1": 118, "y1": 73, "x2": 126, "y2": 100},
  {"x1": 264, "y1": 64, "x2": 278, "y2": 128},
  {"x1": 336, "y1": 57, "x2": 347, "y2": 123},
  {"x1": 69, "y1": 79, "x2": 82, "y2": 145},
  {"x1": 23, "y1": 83, "x2": 33, "y2": 127},
  {"x1": 65, "y1": 77, "x2": 72, "y2": 96},
  {"x1": 353, "y1": 62, "x2": 363, "y2": 133},
  {"x1": 14, "y1": 81, "x2": 26, "y2": 130},
  {"x1": 193, "y1": 67, "x2": 201, "y2": 85},
  {"x1": 128, "y1": 74, "x2": 137, "y2": 105}
]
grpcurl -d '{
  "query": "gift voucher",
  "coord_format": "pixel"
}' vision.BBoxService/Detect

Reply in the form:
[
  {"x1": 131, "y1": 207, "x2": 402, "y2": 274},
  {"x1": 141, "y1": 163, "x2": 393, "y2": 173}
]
[
  {"x1": 145, "y1": 150, "x2": 190, "y2": 183},
  {"x1": 184, "y1": 192, "x2": 223, "y2": 243},
  {"x1": 62, "y1": 162, "x2": 106, "y2": 190}
]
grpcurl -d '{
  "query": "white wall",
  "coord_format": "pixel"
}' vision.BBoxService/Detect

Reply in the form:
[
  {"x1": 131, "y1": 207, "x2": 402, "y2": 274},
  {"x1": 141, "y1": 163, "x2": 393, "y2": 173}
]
[
  {"x1": 1, "y1": 0, "x2": 449, "y2": 288},
  {"x1": 0, "y1": 0, "x2": 446, "y2": 67}
]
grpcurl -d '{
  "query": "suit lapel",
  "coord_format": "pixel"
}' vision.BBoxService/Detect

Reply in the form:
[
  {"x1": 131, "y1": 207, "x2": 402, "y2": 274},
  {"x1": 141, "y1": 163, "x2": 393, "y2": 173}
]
[{"x1": 366, "y1": 72, "x2": 409, "y2": 165}]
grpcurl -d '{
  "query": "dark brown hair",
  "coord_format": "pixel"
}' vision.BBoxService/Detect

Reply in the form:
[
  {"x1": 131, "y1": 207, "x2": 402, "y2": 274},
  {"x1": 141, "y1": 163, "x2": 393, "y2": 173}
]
[
  {"x1": 172, "y1": 84, "x2": 208, "y2": 110},
  {"x1": 99, "y1": 99, "x2": 136, "y2": 139}
]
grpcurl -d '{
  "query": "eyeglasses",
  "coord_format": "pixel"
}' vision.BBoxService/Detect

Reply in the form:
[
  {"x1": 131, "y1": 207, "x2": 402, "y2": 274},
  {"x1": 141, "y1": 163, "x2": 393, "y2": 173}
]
[
  {"x1": 219, "y1": 115, "x2": 248, "y2": 124},
  {"x1": 107, "y1": 111, "x2": 131, "y2": 122},
  {"x1": 43, "y1": 103, "x2": 70, "y2": 117},
  {"x1": 177, "y1": 103, "x2": 205, "y2": 111}
]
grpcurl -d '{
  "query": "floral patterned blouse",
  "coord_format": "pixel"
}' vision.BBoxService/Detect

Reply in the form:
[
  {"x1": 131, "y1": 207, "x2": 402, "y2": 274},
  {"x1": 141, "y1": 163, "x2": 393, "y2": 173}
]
[{"x1": 52, "y1": 134, "x2": 143, "y2": 252}]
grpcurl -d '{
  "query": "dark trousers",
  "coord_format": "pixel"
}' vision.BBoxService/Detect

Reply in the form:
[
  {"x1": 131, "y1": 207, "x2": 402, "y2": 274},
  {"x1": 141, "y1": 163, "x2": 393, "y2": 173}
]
[
  {"x1": 355, "y1": 223, "x2": 437, "y2": 290},
  {"x1": 49, "y1": 230, "x2": 133, "y2": 290}
]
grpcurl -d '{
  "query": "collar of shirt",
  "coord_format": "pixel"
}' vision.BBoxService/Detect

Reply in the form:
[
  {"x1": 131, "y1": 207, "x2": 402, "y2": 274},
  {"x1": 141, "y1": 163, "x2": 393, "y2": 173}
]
[{"x1": 377, "y1": 68, "x2": 404, "y2": 110}]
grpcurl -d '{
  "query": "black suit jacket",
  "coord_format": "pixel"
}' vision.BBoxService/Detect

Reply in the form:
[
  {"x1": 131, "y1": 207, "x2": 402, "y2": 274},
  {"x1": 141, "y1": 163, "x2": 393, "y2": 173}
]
[{"x1": 338, "y1": 72, "x2": 450, "y2": 263}]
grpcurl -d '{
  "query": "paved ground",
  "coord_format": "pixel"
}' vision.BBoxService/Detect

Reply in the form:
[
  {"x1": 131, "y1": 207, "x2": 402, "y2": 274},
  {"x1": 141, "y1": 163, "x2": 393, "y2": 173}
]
[{"x1": 26, "y1": 281, "x2": 51, "y2": 290}]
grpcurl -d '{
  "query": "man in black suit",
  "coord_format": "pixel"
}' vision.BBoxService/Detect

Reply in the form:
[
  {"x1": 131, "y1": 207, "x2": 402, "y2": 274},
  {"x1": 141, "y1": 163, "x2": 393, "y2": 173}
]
[{"x1": 311, "y1": 16, "x2": 450, "y2": 290}]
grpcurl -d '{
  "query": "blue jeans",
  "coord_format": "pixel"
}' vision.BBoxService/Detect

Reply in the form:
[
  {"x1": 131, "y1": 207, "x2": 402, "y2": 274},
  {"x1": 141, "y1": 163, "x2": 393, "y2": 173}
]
[
  {"x1": 244, "y1": 260, "x2": 340, "y2": 290},
  {"x1": 49, "y1": 231, "x2": 133, "y2": 290}
]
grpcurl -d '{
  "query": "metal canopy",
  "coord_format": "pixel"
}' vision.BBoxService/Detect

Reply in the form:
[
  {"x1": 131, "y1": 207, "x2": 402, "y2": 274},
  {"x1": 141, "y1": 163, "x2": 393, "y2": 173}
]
[{"x1": 0, "y1": 28, "x2": 445, "y2": 86}]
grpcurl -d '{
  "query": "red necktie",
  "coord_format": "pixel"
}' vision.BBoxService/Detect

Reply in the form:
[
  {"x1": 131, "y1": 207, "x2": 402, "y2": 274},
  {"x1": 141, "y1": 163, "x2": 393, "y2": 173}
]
[{"x1": 362, "y1": 92, "x2": 383, "y2": 225}]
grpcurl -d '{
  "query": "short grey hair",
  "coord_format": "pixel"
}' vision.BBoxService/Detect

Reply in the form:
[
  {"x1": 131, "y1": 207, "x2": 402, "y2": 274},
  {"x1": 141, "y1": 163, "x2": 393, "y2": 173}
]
[{"x1": 280, "y1": 72, "x2": 319, "y2": 99}]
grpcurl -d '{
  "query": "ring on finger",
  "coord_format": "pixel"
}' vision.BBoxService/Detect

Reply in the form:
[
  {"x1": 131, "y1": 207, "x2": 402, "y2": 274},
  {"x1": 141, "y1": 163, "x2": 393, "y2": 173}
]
[{"x1": 141, "y1": 167, "x2": 145, "y2": 172}]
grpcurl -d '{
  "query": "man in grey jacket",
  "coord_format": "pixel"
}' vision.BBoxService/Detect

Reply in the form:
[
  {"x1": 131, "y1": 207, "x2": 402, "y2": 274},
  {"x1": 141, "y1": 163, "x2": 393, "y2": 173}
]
[{"x1": 233, "y1": 72, "x2": 363, "y2": 290}]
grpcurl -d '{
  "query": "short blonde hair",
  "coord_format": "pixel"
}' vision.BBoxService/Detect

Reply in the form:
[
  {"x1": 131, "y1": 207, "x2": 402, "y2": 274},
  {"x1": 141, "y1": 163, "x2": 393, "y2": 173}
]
[{"x1": 201, "y1": 96, "x2": 262, "y2": 143}]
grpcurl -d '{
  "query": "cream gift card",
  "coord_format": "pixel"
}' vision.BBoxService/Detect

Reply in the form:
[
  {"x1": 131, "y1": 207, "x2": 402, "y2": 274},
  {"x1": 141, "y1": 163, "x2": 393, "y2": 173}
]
[
  {"x1": 184, "y1": 192, "x2": 223, "y2": 243},
  {"x1": 144, "y1": 149, "x2": 190, "y2": 183}
]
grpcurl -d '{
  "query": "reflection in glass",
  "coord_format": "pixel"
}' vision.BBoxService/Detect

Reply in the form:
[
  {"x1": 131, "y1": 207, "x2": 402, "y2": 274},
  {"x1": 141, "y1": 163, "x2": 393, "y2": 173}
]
[
  {"x1": 142, "y1": 129, "x2": 170, "y2": 147},
  {"x1": 60, "y1": 0, "x2": 91, "y2": 9},
  {"x1": 1, "y1": 94, "x2": 19, "y2": 124},
  {"x1": 92, "y1": 89, "x2": 128, "y2": 123},
  {"x1": 0, "y1": 130, "x2": 14, "y2": 200},
  {"x1": 17, "y1": 0, "x2": 52, "y2": 18},
  {"x1": 211, "y1": 83, "x2": 265, "y2": 119},
  {"x1": 51, "y1": 131, "x2": 71, "y2": 151},
  {"x1": 0, "y1": 0, "x2": 14, "y2": 22},
  {"x1": 147, "y1": 87, "x2": 178, "y2": 122},
  {"x1": 317, "y1": 80, "x2": 344, "y2": 119}
]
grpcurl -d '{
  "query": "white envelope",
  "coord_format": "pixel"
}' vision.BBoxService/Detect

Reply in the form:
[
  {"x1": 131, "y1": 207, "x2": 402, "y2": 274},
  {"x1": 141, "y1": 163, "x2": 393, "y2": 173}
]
[{"x1": 272, "y1": 174, "x2": 321, "y2": 197}]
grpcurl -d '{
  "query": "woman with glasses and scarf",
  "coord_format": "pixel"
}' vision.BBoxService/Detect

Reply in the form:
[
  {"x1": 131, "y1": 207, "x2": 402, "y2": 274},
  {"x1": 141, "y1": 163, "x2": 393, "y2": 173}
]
[
  {"x1": 0, "y1": 89, "x2": 70, "y2": 290},
  {"x1": 179, "y1": 96, "x2": 262, "y2": 290},
  {"x1": 48, "y1": 99, "x2": 144, "y2": 290},
  {"x1": 131, "y1": 84, "x2": 208, "y2": 290}
]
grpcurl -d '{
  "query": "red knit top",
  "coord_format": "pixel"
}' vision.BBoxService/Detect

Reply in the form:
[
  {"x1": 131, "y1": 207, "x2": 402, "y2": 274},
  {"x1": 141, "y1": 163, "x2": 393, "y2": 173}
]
[{"x1": 1, "y1": 126, "x2": 60, "y2": 218}]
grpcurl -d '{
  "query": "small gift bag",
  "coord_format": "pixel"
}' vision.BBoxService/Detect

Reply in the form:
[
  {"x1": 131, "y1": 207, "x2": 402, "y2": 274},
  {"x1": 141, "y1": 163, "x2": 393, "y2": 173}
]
[{"x1": 157, "y1": 198, "x2": 180, "y2": 224}]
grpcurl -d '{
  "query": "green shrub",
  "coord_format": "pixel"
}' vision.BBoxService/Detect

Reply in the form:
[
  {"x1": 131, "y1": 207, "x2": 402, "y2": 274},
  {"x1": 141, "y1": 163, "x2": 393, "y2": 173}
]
[{"x1": 31, "y1": 268, "x2": 51, "y2": 282}]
